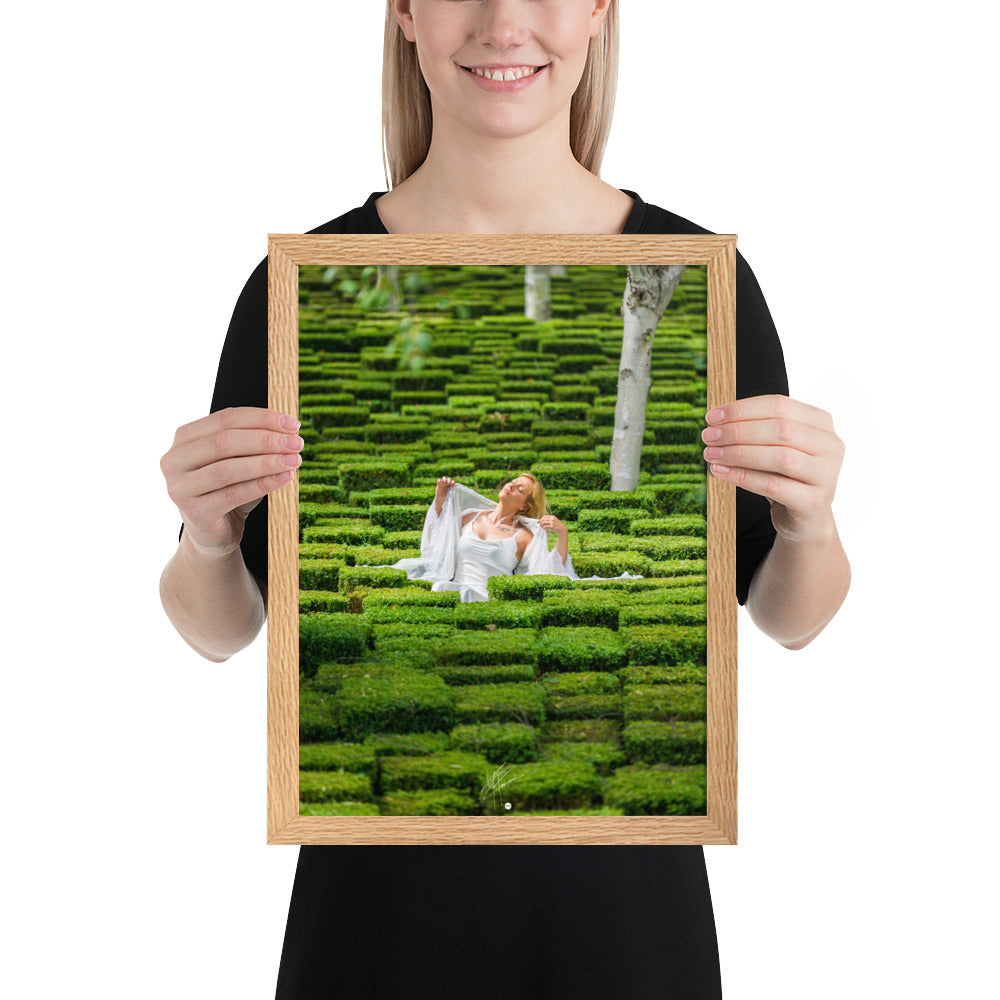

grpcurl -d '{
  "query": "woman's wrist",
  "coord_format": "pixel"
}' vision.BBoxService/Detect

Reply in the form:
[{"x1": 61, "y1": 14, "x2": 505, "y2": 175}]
[{"x1": 179, "y1": 525, "x2": 245, "y2": 565}]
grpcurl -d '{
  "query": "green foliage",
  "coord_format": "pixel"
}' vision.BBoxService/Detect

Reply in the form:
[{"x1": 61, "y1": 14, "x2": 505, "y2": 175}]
[{"x1": 603, "y1": 765, "x2": 707, "y2": 815}]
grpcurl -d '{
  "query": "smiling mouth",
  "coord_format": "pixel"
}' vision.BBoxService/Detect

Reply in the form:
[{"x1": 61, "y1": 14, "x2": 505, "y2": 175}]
[{"x1": 461, "y1": 65, "x2": 547, "y2": 82}]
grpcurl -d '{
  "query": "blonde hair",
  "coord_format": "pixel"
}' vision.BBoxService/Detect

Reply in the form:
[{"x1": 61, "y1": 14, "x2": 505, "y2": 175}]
[
  {"x1": 381, "y1": 1, "x2": 620, "y2": 190},
  {"x1": 512, "y1": 472, "x2": 549, "y2": 521}
]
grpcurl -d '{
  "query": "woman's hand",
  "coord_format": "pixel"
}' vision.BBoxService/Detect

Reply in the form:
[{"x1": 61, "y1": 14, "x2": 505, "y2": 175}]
[
  {"x1": 538, "y1": 514, "x2": 568, "y2": 537},
  {"x1": 702, "y1": 394, "x2": 845, "y2": 545},
  {"x1": 160, "y1": 406, "x2": 304, "y2": 559},
  {"x1": 434, "y1": 477, "x2": 457, "y2": 505}
]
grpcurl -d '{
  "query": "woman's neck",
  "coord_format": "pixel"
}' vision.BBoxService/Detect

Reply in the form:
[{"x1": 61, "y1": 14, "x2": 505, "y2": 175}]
[
  {"x1": 490, "y1": 504, "x2": 522, "y2": 528},
  {"x1": 385, "y1": 114, "x2": 599, "y2": 234}
]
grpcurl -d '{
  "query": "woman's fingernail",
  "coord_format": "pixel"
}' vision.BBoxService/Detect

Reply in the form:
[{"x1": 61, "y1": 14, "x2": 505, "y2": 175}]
[
  {"x1": 281, "y1": 435, "x2": 304, "y2": 450},
  {"x1": 702, "y1": 426, "x2": 722, "y2": 442},
  {"x1": 280, "y1": 415, "x2": 301, "y2": 431},
  {"x1": 711, "y1": 463, "x2": 731, "y2": 476},
  {"x1": 281, "y1": 452, "x2": 303, "y2": 467},
  {"x1": 706, "y1": 408, "x2": 724, "y2": 423},
  {"x1": 704, "y1": 447, "x2": 724, "y2": 461}
]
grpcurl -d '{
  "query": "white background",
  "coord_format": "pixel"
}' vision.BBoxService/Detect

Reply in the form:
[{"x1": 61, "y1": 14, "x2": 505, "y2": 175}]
[{"x1": 4, "y1": 2, "x2": 997, "y2": 997}]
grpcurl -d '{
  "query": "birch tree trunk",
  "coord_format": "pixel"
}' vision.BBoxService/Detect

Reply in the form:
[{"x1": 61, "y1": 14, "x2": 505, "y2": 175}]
[
  {"x1": 550, "y1": 264, "x2": 566, "y2": 277},
  {"x1": 610, "y1": 265, "x2": 686, "y2": 490},
  {"x1": 377, "y1": 265, "x2": 401, "y2": 311},
  {"x1": 525, "y1": 265, "x2": 552, "y2": 321}
]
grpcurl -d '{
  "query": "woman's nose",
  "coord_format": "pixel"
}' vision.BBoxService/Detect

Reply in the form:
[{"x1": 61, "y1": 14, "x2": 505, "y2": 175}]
[{"x1": 476, "y1": 0, "x2": 531, "y2": 50}]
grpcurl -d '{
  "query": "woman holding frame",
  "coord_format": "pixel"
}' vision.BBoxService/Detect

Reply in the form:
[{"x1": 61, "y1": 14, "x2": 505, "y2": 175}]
[{"x1": 160, "y1": 2, "x2": 850, "y2": 997}]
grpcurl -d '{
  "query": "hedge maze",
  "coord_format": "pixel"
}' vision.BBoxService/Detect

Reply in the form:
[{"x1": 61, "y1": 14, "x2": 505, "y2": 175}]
[{"x1": 297, "y1": 263, "x2": 711, "y2": 817}]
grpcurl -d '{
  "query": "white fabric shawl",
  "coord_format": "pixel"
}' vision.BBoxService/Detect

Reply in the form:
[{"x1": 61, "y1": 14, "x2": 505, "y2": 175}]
[{"x1": 385, "y1": 483, "x2": 641, "y2": 588}]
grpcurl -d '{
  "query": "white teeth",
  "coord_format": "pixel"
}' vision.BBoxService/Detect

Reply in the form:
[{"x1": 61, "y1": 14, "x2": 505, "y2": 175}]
[{"x1": 470, "y1": 66, "x2": 540, "y2": 82}]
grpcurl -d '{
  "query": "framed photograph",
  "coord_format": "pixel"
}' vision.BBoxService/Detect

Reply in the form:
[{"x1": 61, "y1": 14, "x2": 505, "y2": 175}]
[{"x1": 266, "y1": 234, "x2": 736, "y2": 845}]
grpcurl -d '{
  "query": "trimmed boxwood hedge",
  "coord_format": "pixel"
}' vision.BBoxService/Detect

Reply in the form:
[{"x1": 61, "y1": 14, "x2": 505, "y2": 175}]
[
  {"x1": 432, "y1": 662, "x2": 538, "y2": 686},
  {"x1": 541, "y1": 671, "x2": 620, "y2": 696},
  {"x1": 299, "y1": 689, "x2": 340, "y2": 742},
  {"x1": 531, "y1": 462, "x2": 610, "y2": 490},
  {"x1": 539, "y1": 592, "x2": 620, "y2": 629},
  {"x1": 298, "y1": 801, "x2": 382, "y2": 816},
  {"x1": 622, "y1": 720, "x2": 707, "y2": 765},
  {"x1": 545, "y1": 693, "x2": 621, "y2": 720},
  {"x1": 298, "y1": 770, "x2": 375, "y2": 803},
  {"x1": 621, "y1": 625, "x2": 708, "y2": 665},
  {"x1": 451, "y1": 682, "x2": 547, "y2": 725},
  {"x1": 379, "y1": 749, "x2": 491, "y2": 793},
  {"x1": 369, "y1": 504, "x2": 428, "y2": 531},
  {"x1": 618, "y1": 664, "x2": 708, "y2": 685},
  {"x1": 435, "y1": 631, "x2": 537, "y2": 666},
  {"x1": 449, "y1": 722, "x2": 539, "y2": 764},
  {"x1": 545, "y1": 741, "x2": 628, "y2": 775},
  {"x1": 619, "y1": 604, "x2": 706, "y2": 627},
  {"x1": 337, "y1": 670, "x2": 455, "y2": 740},
  {"x1": 487, "y1": 575, "x2": 573, "y2": 601},
  {"x1": 623, "y1": 683, "x2": 707, "y2": 722},
  {"x1": 298, "y1": 742, "x2": 375, "y2": 773},
  {"x1": 360, "y1": 587, "x2": 459, "y2": 609},
  {"x1": 452, "y1": 602, "x2": 541, "y2": 629},
  {"x1": 299, "y1": 614, "x2": 370, "y2": 677},
  {"x1": 362, "y1": 731, "x2": 452, "y2": 757},
  {"x1": 603, "y1": 764, "x2": 706, "y2": 815},
  {"x1": 338, "y1": 462, "x2": 411, "y2": 493},
  {"x1": 299, "y1": 590, "x2": 351, "y2": 614},
  {"x1": 379, "y1": 788, "x2": 481, "y2": 816},
  {"x1": 338, "y1": 566, "x2": 413, "y2": 593},
  {"x1": 536, "y1": 626, "x2": 626, "y2": 672},
  {"x1": 630, "y1": 536, "x2": 708, "y2": 561},
  {"x1": 498, "y1": 760, "x2": 604, "y2": 811}
]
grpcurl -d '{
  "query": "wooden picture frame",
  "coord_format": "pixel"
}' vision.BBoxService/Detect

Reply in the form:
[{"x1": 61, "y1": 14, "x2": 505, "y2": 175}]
[{"x1": 267, "y1": 235, "x2": 737, "y2": 845}]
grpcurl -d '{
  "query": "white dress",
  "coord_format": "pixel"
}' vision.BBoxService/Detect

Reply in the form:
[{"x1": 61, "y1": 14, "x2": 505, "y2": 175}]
[
  {"x1": 382, "y1": 483, "x2": 641, "y2": 602},
  {"x1": 431, "y1": 509, "x2": 522, "y2": 603}
]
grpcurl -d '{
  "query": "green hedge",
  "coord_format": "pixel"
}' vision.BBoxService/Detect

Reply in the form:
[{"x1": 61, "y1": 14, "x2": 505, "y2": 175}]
[
  {"x1": 603, "y1": 764, "x2": 706, "y2": 815},
  {"x1": 337, "y1": 462, "x2": 411, "y2": 493},
  {"x1": 449, "y1": 722, "x2": 539, "y2": 764},
  {"x1": 487, "y1": 575, "x2": 573, "y2": 601},
  {"x1": 619, "y1": 604, "x2": 706, "y2": 627},
  {"x1": 531, "y1": 462, "x2": 610, "y2": 490},
  {"x1": 576, "y1": 508, "x2": 648, "y2": 533},
  {"x1": 536, "y1": 626, "x2": 626, "y2": 672},
  {"x1": 451, "y1": 682, "x2": 547, "y2": 726},
  {"x1": 622, "y1": 720, "x2": 707, "y2": 765},
  {"x1": 623, "y1": 683, "x2": 707, "y2": 721},
  {"x1": 379, "y1": 749, "x2": 491, "y2": 794},
  {"x1": 621, "y1": 625, "x2": 708, "y2": 665},
  {"x1": 337, "y1": 670, "x2": 454, "y2": 740},
  {"x1": 369, "y1": 504, "x2": 428, "y2": 531},
  {"x1": 338, "y1": 567, "x2": 416, "y2": 593},
  {"x1": 379, "y1": 789, "x2": 481, "y2": 816},
  {"x1": 298, "y1": 770, "x2": 375, "y2": 803},
  {"x1": 619, "y1": 664, "x2": 708, "y2": 685},
  {"x1": 298, "y1": 742, "x2": 375, "y2": 773},
  {"x1": 299, "y1": 591, "x2": 351, "y2": 614},
  {"x1": 496, "y1": 761, "x2": 603, "y2": 810},
  {"x1": 539, "y1": 592, "x2": 620, "y2": 629},
  {"x1": 299, "y1": 614, "x2": 370, "y2": 676},
  {"x1": 452, "y1": 602, "x2": 541, "y2": 629},
  {"x1": 360, "y1": 587, "x2": 459, "y2": 610}
]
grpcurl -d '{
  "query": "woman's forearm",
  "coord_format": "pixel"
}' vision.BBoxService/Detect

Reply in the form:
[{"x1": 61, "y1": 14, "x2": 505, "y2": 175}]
[
  {"x1": 159, "y1": 530, "x2": 266, "y2": 662},
  {"x1": 554, "y1": 531, "x2": 569, "y2": 564},
  {"x1": 745, "y1": 516, "x2": 851, "y2": 650}
]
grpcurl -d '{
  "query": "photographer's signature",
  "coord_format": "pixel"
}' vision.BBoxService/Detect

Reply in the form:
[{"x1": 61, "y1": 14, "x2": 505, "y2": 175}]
[{"x1": 480, "y1": 762, "x2": 520, "y2": 811}]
